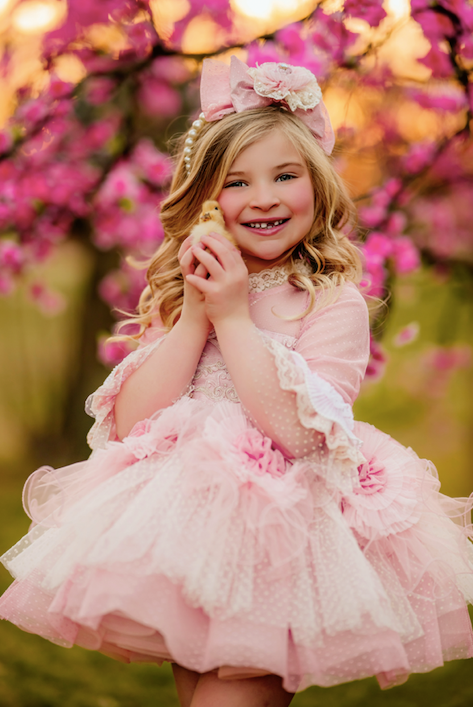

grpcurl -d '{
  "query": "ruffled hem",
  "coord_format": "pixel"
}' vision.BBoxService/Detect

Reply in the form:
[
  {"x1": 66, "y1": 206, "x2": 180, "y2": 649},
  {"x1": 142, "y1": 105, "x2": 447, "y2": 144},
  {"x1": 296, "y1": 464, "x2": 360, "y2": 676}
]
[{"x1": 1, "y1": 566, "x2": 472, "y2": 692}]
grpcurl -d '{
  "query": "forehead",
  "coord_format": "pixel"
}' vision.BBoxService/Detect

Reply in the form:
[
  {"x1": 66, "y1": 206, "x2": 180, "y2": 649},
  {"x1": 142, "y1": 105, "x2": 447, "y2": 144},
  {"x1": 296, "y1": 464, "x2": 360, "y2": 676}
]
[{"x1": 229, "y1": 128, "x2": 305, "y2": 172}]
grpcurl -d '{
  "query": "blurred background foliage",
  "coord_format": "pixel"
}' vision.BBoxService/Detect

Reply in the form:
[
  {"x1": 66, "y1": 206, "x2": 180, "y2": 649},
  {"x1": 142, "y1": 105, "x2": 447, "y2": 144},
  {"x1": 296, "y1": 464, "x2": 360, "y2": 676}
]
[{"x1": 0, "y1": 0, "x2": 472, "y2": 705}]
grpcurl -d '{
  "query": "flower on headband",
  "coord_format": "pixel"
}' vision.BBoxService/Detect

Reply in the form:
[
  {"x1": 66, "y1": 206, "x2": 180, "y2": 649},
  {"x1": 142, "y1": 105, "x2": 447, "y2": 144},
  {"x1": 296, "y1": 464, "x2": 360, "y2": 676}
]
[
  {"x1": 198, "y1": 56, "x2": 335, "y2": 158},
  {"x1": 247, "y1": 63, "x2": 322, "y2": 113}
]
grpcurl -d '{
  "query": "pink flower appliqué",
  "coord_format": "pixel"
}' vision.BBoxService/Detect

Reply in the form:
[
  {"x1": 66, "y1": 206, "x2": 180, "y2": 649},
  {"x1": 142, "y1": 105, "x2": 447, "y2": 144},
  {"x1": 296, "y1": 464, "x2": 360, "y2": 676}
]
[
  {"x1": 354, "y1": 456, "x2": 387, "y2": 495},
  {"x1": 247, "y1": 63, "x2": 322, "y2": 112},
  {"x1": 235, "y1": 429, "x2": 286, "y2": 478},
  {"x1": 123, "y1": 418, "x2": 177, "y2": 460}
]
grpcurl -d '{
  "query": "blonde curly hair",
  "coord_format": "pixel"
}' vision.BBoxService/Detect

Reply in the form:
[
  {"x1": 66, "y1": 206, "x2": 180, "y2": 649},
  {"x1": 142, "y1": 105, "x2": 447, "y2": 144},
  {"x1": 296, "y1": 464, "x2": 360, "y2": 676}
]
[{"x1": 122, "y1": 106, "x2": 363, "y2": 337}]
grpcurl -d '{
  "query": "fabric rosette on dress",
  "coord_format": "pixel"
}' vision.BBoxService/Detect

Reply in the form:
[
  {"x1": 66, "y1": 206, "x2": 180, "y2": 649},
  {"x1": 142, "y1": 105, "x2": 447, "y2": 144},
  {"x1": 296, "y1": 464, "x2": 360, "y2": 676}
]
[
  {"x1": 342, "y1": 423, "x2": 424, "y2": 540},
  {"x1": 341, "y1": 421, "x2": 473, "y2": 688}
]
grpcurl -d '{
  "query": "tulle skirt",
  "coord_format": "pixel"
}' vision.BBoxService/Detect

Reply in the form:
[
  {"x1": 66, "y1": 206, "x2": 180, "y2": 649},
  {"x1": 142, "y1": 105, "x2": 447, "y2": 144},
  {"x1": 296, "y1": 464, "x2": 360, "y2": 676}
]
[{"x1": 1, "y1": 398, "x2": 472, "y2": 692}]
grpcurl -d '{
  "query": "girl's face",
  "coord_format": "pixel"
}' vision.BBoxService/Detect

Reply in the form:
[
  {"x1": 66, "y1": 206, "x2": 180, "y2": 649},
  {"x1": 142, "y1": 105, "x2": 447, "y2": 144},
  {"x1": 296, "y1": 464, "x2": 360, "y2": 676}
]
[{"x1": 217, "y1": 129, "x2": 315, "y2": 273}]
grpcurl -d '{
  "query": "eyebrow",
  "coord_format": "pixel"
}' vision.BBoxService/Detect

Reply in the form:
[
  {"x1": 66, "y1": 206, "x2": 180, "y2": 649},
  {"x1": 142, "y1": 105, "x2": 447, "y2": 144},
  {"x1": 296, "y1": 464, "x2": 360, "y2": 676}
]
[{"x1": 226, "y1": 162, "x2": 304, "y2": 177}]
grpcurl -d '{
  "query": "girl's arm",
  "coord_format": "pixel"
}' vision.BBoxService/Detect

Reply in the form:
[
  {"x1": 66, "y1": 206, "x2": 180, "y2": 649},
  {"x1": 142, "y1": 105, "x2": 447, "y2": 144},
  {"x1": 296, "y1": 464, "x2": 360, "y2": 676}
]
[
  {"x1": 114, "y1": 239, "x2": 211, "y2": 440},
  {"x1": 114, "y1": 318, "x2": 208, "y2": 440},
  {"x1": 215, "y1": 316, "x2": 322, "y2": 458}
]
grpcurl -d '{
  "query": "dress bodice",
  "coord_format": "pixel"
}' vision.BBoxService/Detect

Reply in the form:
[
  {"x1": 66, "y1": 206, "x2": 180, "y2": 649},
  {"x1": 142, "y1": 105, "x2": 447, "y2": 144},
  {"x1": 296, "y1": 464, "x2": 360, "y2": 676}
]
[{"x1": 187, "y1": 264, "x2": 308, "y2": 404}]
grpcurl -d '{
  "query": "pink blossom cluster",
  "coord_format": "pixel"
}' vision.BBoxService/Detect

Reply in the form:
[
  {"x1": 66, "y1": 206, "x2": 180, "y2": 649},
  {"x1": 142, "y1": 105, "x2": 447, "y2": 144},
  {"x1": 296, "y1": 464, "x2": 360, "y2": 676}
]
[
  {"x1": 169, "y1": 1, "x2": 234, "y2": 48},
  {"x1": 412, "y1": 184, "x2": 473, "y2": 261},
  {"x1": 28, "y1": 281, "x2": 66, "y2": 316},
  {"x1": 138, "y1": 58, "x2": 187, "y2": 118},
  {"x1": 42, "y1": 0, "x2": 156, "y2": 60},
  {"x1": 421, "y1": 344, "x2": 472, "y2": 398},
  {"x1": 99, "y1": 260, "x2": 147, "y2": 317},
  {"x1": 393, "y1": 322, "x2": 420, "y2": 348},
  {"x1": 408, "y1": 86, "x2": 467, "y2": 113},
  {"x1": 411, "y1": 0, "x2": 473, "y2": 94},
  {"x1": 344, "y1": 0, "x2": 387, "y2": 28},
  {"x1": 98, "y1": 335, "x2": 137, "y2": 369},
  {"x1": 425, "y1": 344, "x2": 471, "y2": 372},
  {"x1": 0, "y1": 61, "x2": 174, "y2": 320},
  {"x1": 359, "y1": 181, "x2": 420, "y2": 297},
  {"x1": 93, "y1": 139, "x2": 171, "y2": 254},
  {"x1": 365, "y1": 335, "x2": 388, "y2": 381},
  {"x1": 248, "y1": 10, "x2": 359, "y2": 79},
  {"x1": 0, "y1": 80, "x2": 101, "y2": 290}
]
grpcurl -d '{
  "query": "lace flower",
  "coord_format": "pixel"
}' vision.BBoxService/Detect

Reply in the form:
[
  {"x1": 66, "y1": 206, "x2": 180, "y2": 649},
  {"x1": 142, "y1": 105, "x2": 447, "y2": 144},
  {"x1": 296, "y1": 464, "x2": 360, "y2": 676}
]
[{"x1": 247, "y1": 63, "x2": 322, "y2": 112}]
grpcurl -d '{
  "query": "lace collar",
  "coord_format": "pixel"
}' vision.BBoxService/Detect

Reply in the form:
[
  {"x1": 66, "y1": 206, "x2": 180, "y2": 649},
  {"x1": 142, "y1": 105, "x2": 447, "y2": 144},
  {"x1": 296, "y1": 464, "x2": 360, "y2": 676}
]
[{"x1": 248, "y1": 260, "x2": 312, "y2": 294}]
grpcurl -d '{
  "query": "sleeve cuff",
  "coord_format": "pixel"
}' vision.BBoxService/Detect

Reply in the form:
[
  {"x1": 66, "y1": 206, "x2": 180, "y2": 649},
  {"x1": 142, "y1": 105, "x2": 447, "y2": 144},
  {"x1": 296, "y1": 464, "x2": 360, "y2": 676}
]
[{"x1": 263, "y1": 337, "x2": 365, "y2": 492}]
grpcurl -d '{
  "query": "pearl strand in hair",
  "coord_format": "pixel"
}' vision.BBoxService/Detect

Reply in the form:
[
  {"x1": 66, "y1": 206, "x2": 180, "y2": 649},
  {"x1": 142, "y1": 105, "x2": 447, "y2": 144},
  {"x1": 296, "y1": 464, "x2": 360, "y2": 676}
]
[{"x1": 184, "y1": 112, "x2": 207, "y2": 176}]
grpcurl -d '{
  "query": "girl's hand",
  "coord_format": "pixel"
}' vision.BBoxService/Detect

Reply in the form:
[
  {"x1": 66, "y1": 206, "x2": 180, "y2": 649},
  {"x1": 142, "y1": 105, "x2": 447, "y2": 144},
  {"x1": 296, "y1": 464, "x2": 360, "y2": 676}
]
[
  {"x1": 178, "y1": 237, "x2": 212, "y2": 333},
  {"x1": 186, "y1": 232, "x2": 250, "y2": 325}
]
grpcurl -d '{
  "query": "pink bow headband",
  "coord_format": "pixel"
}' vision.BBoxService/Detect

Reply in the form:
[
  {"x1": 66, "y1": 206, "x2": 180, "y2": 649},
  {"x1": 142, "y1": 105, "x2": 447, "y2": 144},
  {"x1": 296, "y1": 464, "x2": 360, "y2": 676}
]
[{"x1": 183, "y1": 56, "x2": 335, "y2": 174}]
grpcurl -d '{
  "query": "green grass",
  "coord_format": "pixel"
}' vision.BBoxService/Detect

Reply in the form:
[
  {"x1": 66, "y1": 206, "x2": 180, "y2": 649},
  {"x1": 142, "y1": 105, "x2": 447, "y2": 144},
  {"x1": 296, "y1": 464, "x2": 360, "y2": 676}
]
[
  {"x1": 1, "y1": 621, "x2": 472, "y2": 707},
  {"x1": 0, "y1": 625, "x2": 177, "y2": 707}
]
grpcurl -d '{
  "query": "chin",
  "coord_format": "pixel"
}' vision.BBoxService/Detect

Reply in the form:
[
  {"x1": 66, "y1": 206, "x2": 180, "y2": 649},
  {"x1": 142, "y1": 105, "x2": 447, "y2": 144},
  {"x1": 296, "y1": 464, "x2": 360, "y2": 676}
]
[{"x1": 248, "y1": 249, "x2": 286, "y2": 260}]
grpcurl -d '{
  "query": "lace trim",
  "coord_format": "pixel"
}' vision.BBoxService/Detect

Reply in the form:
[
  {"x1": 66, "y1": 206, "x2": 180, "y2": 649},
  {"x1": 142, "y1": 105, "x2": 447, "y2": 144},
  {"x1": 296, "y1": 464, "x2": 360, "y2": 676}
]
[
  {"x1": 261, "y1": 335, "x2": 365, "y2": 492},
  {"x1": 248, "y1": 261, "x2": 312, "y2": 293},
  {"x1": 85, "y1": 337, "x2": 165, "y2": 450}
]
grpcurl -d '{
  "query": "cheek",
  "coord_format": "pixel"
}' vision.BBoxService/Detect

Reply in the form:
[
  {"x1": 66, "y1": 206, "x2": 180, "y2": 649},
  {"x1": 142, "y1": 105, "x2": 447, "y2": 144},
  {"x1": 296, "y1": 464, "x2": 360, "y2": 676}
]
[
  {"x1": 291, "y1": 184, "x2": 315, "y2": 221},
  {"x1": 217, "y1": 191, "x2": 239, "y2": 224}
]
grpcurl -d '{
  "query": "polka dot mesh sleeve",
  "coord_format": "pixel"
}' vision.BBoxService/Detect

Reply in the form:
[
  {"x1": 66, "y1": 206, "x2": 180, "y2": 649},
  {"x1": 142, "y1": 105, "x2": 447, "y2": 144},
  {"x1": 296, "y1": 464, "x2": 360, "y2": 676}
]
[
  {"x1": 85, "y1": 321, "x2": 167, "y2": 451},
  {"x1": 227, "y1": 284, "x2": 370, "y2": 491}
]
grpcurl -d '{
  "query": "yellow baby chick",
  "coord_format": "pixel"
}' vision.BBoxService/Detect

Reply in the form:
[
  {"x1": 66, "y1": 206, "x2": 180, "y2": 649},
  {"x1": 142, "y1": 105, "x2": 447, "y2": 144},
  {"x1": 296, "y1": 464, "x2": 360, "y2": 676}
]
[{"x1": 190, "y1": 200, "x2": 238, "y2": 248}]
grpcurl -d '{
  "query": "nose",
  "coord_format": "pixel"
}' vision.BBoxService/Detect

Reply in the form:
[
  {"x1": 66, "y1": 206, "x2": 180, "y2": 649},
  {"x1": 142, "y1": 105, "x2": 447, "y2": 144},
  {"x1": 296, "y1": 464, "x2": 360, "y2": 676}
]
[{"x1": 249, "y1": 182, "x2": 280, "y2": 211}]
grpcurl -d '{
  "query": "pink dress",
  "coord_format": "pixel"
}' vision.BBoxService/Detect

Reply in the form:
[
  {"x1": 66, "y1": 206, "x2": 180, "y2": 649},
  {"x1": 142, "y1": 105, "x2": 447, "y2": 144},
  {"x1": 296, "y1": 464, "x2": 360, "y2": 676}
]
[{"x1": 1, "y1": 265, "x2": 472, "y2": 693}]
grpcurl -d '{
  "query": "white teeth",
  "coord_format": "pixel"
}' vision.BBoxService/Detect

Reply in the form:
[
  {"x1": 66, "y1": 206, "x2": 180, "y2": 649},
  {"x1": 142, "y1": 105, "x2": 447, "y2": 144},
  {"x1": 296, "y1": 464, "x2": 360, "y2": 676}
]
[{"x1": 247, "y1": 220, "x2": 284, "y2": 229}]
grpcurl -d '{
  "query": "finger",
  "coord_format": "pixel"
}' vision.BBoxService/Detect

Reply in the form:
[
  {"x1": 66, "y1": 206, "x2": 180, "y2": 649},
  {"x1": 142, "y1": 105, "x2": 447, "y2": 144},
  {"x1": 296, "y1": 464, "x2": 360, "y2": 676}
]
[
  {"x1": 178, "y1": 236, "x2": 194, "y2": 261},
  {"x1": 206, "y1": 230, "x2": 238, "y2": 249},
  {"x1": 179, "y1": 246, "x2": 197, "y2": 276},
  {"x1": 191, "y1": 246, "x2": 224, "y2": 279},
  {"x1": 186, "y1": 273, "x2": 213, "y2": 293},
  {"x1": 194, "y1": 262, "x2": 208, "y2": 278},
  {"x1": 179, "y1": 234, "x2": 206, "y2": 259},
  {"x1": 180, "y1": 245, "x2": 194, "y2": 264},
  {"x1": 200, "y1": 234, "x2": 240, "y2": 270}
]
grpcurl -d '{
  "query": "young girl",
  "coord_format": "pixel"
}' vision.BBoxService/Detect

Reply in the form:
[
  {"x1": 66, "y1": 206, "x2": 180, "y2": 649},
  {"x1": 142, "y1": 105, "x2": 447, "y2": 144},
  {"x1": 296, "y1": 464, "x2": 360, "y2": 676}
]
[{"x1": 1, "y1": 56, "x2": 473, "y2": 707}]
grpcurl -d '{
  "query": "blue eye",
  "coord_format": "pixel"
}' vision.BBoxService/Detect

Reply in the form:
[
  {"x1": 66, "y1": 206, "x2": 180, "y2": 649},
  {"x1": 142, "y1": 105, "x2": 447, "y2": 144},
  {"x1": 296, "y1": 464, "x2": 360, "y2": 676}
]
[
  {"x1": 224, "y1": 180, "x2": 246, "y2": 188},
  {"x1": 277, "y1": 173, "x2": 295, "y2": 182}
]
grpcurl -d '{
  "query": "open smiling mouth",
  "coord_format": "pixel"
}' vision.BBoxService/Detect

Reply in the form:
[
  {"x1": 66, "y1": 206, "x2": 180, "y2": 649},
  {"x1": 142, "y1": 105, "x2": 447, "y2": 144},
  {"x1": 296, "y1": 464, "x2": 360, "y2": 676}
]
[{"x1": 243, "y1": 219, "x2": 289, "y2": 230}]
